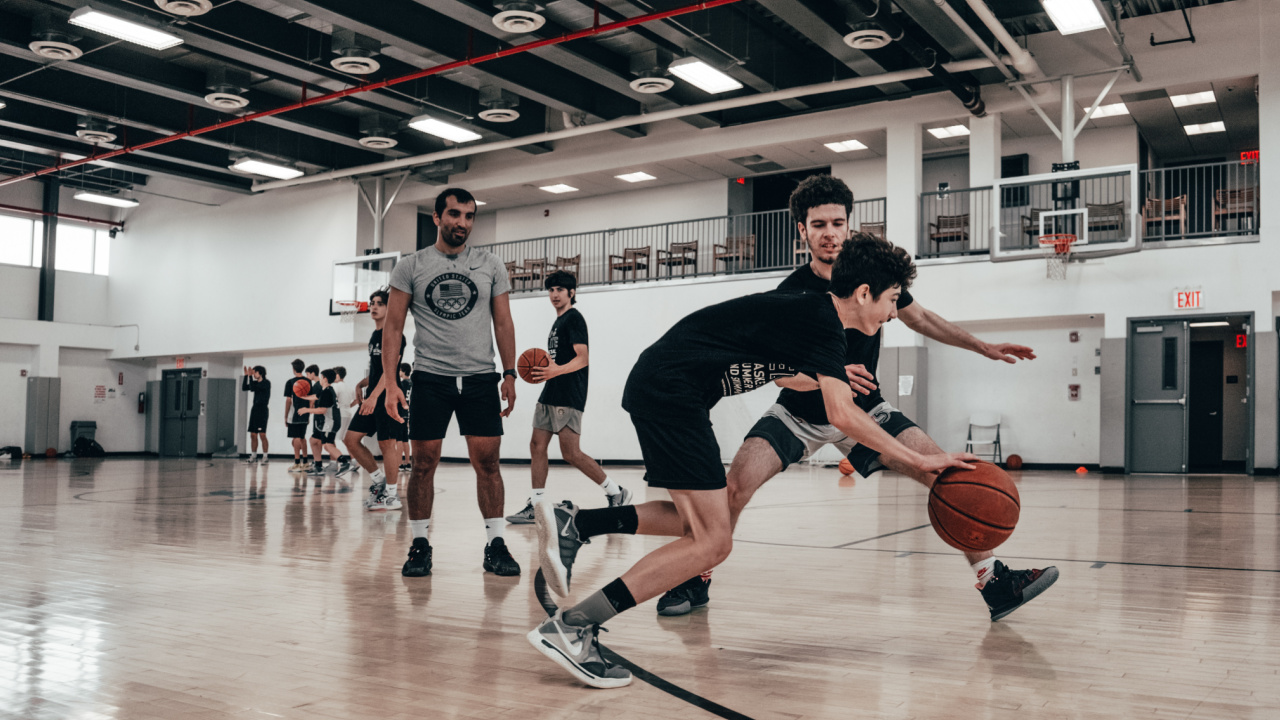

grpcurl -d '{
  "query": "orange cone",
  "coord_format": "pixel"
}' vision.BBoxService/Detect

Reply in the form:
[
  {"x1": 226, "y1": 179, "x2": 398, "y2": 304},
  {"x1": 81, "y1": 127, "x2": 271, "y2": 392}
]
[{"x1": 1076, "y1": 466, "x2": 1088, "y2": 474}]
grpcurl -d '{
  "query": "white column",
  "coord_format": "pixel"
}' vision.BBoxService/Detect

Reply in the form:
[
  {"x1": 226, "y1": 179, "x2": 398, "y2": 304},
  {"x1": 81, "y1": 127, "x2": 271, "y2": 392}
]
[
  {"x1": 885, "y1": 122, "x2": 922, "y2": 255},
  {"x1": 968, "y1": 112, "x2": 1002, "y2": 188},
  {"x1": 34, "y1": 343, "x2": 59, "y2": 377}
]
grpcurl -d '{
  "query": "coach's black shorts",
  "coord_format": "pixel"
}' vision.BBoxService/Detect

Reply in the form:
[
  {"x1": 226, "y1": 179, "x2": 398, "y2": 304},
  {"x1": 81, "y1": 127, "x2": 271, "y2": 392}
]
[
  {"x1": 286, "y1": 422, "x2": 308, "y2": 439},
  {"x1": 630, "y1": 412, "x2": 726, "y2": 491},
  {"x1": 845, "y1": 402, "x2": 920, "y2": 477},
  {"x1": 410, "y1": 371, "x2": 503, "y2": 440},
  {"x1": 346, "y1": 392, "x2": 404, "y2": 441},
  {"x1": 248, "y1": 405, "x2": 269, "y2": 433}
]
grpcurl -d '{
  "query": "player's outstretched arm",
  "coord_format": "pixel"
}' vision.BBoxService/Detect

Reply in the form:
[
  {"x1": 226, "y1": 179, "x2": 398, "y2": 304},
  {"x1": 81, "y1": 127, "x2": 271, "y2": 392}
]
[
  {"x1": 382, "y1": 288, "x2": 411, "y2": 422},
  {"x1": 898, "y1": 302, "x2": 1035, "y2": 363}
]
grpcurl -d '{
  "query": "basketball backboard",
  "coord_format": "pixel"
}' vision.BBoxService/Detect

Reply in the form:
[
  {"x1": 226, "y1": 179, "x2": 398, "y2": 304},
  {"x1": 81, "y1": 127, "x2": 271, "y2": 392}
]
[{"x1": 330, "y1": 251, "x2": 400, "y2": 316}]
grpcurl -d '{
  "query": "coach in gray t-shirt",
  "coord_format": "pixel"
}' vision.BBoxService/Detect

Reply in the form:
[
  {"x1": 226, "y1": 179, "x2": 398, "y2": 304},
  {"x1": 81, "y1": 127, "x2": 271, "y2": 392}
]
[{"x1": 382, "y1": 187, "x2": 522, "y2": 579}]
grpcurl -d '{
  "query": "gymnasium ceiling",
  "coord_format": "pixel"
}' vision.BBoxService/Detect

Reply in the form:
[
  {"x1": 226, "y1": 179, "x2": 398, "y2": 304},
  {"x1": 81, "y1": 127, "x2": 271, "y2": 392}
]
[{"x1": 0, "y1": 0, "x2": 1245, "y2": 197}]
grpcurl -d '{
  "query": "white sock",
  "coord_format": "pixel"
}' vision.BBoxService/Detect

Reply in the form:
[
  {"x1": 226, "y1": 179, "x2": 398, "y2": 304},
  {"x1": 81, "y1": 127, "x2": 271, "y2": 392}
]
[
  {"x1": 410, "y1": 519, "x2": 430, "y2": 540},
  {"x1": 484, "y1": 518, "x2": 504, "y2": 545},
  {"x1": 972, "y1": 557, "x2": 998, "y2": 588},
  {"x1": 531, "y1": 488, "x2": 546, "y2": 502},
  {"x1": 385, "y1": 481, "x2": 399, "y2": 497},
  {"x1": 371, "y1": 468, "x2": 385, "y2": 484},
  {"x1": 600, "y1": 476, "x2": 621, "y2": 496},
  {"x1": 248, "y1": 454, "x2": 257, "y2": 461}
]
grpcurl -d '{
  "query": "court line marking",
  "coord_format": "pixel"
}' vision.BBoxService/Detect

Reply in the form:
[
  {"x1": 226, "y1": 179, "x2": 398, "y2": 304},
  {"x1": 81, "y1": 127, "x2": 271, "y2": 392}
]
[
  {"x1": 831, "y1": 523, "x2": 932, "y2": 548},
  {"x1": 533, "y1": 570, "x2": 755, "y2": 720}
]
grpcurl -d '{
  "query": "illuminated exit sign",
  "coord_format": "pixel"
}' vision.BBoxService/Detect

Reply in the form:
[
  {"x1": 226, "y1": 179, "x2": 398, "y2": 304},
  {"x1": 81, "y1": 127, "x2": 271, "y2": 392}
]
[
  {"x1": 1241, "y1": 150, "x2": 1259, "y2": 165},
  {"x1": 1174, "y1": 288, "x2": 1203, "y2": 310}
]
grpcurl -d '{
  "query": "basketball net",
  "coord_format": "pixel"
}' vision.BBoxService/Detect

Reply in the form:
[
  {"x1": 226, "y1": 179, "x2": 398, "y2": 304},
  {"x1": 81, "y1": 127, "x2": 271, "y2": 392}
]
[
  {"x1": 1038, "y1": 234, "x2": 1075, "y2": 281},
  {"x1": 337, "y1": 301, "x2": 362, "y2": 323}
]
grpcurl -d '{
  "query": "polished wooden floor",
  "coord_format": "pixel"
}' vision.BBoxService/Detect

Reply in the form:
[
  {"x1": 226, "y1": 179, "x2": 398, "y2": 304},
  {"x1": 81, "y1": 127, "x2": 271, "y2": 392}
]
[{"x1": 1, "y1": 458, "x2": 1277, "y2": 720}]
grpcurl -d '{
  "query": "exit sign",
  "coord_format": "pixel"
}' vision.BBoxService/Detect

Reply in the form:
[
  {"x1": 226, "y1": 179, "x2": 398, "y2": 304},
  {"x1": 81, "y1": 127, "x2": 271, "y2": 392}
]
[
  {"x1": 1237, "y1": 334, "x2": 1248, "y2": 348},
  {"x1": 1174, "y1": 289, "x2": 1203, "y2": 310},
  {"x1": 1241, "y1": 150, "x2": 1259, "y2": 165}
]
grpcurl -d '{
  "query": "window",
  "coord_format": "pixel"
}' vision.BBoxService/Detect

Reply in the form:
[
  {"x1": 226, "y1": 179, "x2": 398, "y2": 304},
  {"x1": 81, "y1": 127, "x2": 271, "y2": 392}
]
[
  {"x1": 93, "y1": 230, "x2": 110, "y2": 276},
  {"x1": 57, "y1": 225, "x2": 95, "y2": 273},
  {"x1": 0, "y1": 214, "x2": 37, "y2": 267},
  {"x1": 1, "y1": 212, "x2": 110, "y2": 275}
]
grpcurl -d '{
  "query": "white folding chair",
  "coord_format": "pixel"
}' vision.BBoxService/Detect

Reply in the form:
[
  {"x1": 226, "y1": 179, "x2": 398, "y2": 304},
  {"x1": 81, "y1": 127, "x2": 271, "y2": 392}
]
[{"x1": 964, "y1": 411, "x2": 1002, "y2": 464}]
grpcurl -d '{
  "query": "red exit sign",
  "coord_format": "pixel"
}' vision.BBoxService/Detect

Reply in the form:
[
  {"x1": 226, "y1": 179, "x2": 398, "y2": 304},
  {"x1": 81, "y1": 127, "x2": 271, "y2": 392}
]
[
  {"x1": 1241, "y1": 150, "x2": 1259, "y2": 165},
  {"x1": 1237, "y1": 334, "x2": 1248, "y2": 348},
  {"x1": 1174, "y1": 289, "x2": 1203, "y2": 309}
]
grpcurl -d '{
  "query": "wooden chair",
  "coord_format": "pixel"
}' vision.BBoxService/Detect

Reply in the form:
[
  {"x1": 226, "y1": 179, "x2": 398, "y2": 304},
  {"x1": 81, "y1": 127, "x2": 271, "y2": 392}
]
[
  {"x1": 608, "y1": 246, "x2": 650, "y2": 282},
  {"x1": 1021, "y1": 208, "x2": 1049, "y2": 245},
  {"x1": 551, "y1": 254, "x2": 580, "y2": 278},
  {"x1": 1213, "y1": 188, "x2": 1257, "y2": 232},
  {"x1": 504, "y1": 260, "x2": 532, "y2": 289},
  {"x1": 929, "y1": 214, "x2": 969, "y2": 250},
  {"x1": 523, "y1": 257, "x2": 549, "y2": 289},
  {"x1": 656, "y1": 241, "x2": 698, "y2": 277},
  {"x1": 1143, "y1": 195, "x2": 1187, "y2": 237},
  {"x1": 858, "y1": 221, "x2": 885, "y2": 239},
  {"x1": 714, "y1": 235, "x2": 755, "y2": 271},
  {"x1": 1087, "y1": 201, "x2": 1126, "y2": 239}
]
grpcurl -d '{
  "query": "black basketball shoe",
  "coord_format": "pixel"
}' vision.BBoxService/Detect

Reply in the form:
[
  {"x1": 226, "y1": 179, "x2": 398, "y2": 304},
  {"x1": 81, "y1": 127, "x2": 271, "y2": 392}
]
[
  {"x1": 483, "y1": 537, "x2": 521, "y2": 576},
  {"x1": 402, "y1": 537, "x2": 433, "y2": 577},
  {"x1": 980, "y1": 561, "x2": 1059, "y2": 621},
  {"x1": 656, "y1": 575, "x2": 712, "y2": 616}
]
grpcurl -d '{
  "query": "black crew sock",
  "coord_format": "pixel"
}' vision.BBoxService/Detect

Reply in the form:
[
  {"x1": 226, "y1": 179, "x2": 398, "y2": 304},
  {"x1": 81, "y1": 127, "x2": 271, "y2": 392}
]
[
  {"x1": 573, "y1": 506, "x2": 639, "y2": 540},
  {"x1": 563, "y1": 577, "x2": 637, "y2": 627}
]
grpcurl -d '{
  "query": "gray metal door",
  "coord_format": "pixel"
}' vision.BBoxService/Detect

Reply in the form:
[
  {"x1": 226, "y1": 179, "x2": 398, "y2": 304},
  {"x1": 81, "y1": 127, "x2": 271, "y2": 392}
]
[
  {"x1": 161, "y1": 370, "x2": 200, "y2": 457},
  {"x1": 1129, "y1": 320, "x2": 1188, "y2": 472}
]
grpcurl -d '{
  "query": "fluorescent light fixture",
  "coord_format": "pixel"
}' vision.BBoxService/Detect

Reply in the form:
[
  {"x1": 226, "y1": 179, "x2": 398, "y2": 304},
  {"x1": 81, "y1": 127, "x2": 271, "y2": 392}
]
[
  {"x1": 1189, "y1": 321, "x2": 1230, "y2": 327},
  {"x1": 1090, "y1": 103, "x2": 1129, "y2": 118},
  {"x1": 1184, "y1": 121, "x2": 1225, "y2": 135},
  {"x1": 408, "y1": 116, "x2": 482, "y2": 143},
  {"x1": 539, "y1": 184, "x2": 579, "y2": 194},
  {"x1": 824, "y1": 139, "x2": 869, "y2": 153},
  {"x1": 1170, "y1": 90, "x2": 1215, "y2": 107},
  {"x1": 668, "y1": 57, "x2": 742, "y2": 94},
  {"x1": 615, "y1": 171, "x2": 657, "y2": 183},
  {"x1": 1040, "y1": 0, "x2": 1105, "y2": 35},
  {"x1": 927, "y1": 125, "x2": 970, "y2": 139},
  {"x1": 73, "y1": 191, "x2": 139, "y2": 208},
  {"x1": 0, "y1": 99, "x2": 6, "y2": 110},
  {"x1": 69, "y1": 6, "x2": 183, "y2": 50},
  {"x1": 230, "y1": 157, "x2": 304, "y2": 180},
  {"x1": 474, "y1": 200, "x2": 487, "y2": 206}
]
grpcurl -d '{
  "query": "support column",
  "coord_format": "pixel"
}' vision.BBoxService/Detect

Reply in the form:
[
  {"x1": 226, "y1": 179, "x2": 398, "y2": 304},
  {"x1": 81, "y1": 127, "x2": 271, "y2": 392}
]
[
  {"x1": 37, "y1": 179, "x2": 58, "y2": 322},
  {"x1": 1061, "y1": 75, "x2": 1076, "y2": 164},
  {"x1": 886, "y1": 122, "x2": 922, "y2": 255},
  {"x1": 968, "y1": 112, "x2": 1002, "y2": 188}
]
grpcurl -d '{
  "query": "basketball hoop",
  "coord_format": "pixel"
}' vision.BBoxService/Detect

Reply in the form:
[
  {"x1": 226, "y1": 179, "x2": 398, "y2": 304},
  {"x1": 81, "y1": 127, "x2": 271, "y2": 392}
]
[
  {"x1": 1038, "y1": 234, "x2": 1076, "y2": 280},
  {"x1": 336, "y1": 301, "x2": 367, "y2": 323}
]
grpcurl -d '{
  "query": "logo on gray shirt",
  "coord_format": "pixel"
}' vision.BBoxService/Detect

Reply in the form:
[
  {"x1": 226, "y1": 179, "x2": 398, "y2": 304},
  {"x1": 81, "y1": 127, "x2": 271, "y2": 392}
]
[{"x1": 426, "y1": 272, "x2": 479, "y2": 319}]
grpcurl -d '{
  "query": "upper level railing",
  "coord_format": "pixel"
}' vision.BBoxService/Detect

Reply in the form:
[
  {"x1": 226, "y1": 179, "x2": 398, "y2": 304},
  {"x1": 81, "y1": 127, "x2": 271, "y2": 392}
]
[
  {"x1": 480, "y1": 198, "x2": 886, "y2": 292},
  {"x1": 919, "y1": 159, "x2": 1259, "y2": 259}
]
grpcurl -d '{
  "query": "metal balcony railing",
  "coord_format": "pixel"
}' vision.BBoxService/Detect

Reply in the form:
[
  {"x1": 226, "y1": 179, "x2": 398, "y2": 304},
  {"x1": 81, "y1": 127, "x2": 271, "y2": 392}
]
[
  {"x1": 918, "y1": 186, "x2": 993, "y2": 258},
  {"x1": 1140, "y1": 160, "x2": 1260, "y2": 240},
  {"x1": 479, "y1": 198, "x2": 887, "y2": 292}
]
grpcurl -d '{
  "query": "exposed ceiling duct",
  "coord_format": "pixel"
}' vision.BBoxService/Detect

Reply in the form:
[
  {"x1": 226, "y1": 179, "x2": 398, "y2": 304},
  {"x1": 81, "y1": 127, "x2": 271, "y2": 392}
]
[
  {"x1": 843, "y1": 22, "x2": 891, "y2": 50},
  {"x1": 76, "y1": 116, "x2": 117, "y2": 144},
  {"x1": 330, "y1": 28, "x2": 381, "y2": 75},
  {"x1": 203, "y1": 67, "x2": 251, "y2": 110},
  {"x1": 628, "y1": 49, "x2": 676, "y2": 94},
  {"x1": 28, "y1": 13, "x2": 82, "y2": 60},
  {"x1": 358, "y1": 113, "x2": 400, "y2": 149},
  {"x1": 154, "y1": 0, "x2": 213, "y2": 16},
  {"x1": 492, "y1": 1, "x2": 546, "y2": 33},
  {"x1": 477, "y1": 86, "x2": 521, "y2": 122}
]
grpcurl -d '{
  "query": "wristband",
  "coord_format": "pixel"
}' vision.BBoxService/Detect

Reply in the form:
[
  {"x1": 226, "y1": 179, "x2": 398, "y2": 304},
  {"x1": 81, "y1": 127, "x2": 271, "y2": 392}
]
[{"x1": 503, "y1": 369, "x2": 517, "y2": 379}]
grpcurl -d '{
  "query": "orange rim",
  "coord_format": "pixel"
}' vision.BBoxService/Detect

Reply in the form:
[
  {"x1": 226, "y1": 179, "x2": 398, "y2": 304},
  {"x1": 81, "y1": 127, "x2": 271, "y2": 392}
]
[{"x1": 1039, "y1": 233, "x2": 1076, "y2": 254}]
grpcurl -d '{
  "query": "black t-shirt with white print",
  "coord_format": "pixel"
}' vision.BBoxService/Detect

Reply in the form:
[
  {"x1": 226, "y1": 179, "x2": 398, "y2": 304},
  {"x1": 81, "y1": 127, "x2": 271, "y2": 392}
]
[
  {"x1": 312, "y1": 385, "x2": 339, "y2": 433},
  {"x1": 538, "y1": 307, "x2": 589, "y2": 412},
  {"x1": 623, "y1": 292, "x2": 847, "y2": 420},
  {"x1": 365, "y1": 328, "x2": 406, "y2": 400},
  {"x1": 774, "y1": 263, "x2": 915, "y2": 424},
  {"x1": 284, "y1": 376, "x2": 310, "y2": 424}
]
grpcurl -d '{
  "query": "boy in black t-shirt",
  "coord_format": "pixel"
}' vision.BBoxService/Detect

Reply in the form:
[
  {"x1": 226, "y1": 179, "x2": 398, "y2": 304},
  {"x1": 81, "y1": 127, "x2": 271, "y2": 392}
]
[
  {"x1": 283, "y1": 359, "x2": 309, "y2": 471},
  {"x1": 241, "y1": 365, "x2": 270, "y2": 464},
  {"x1": 342, "y1": 290, "x2": 407, "y2": 510},
  {"x1": 507, "y1": 271, "x2": 629, "y2": 525},
  {"x1": 528, "y1": 235, "x2": 976, "y2": 689},
  {"x1": 396, "y1": 363, "x2": 412, "y2": 473},
  {"x1": 302, "y1": 369, "x2": 342, "y2": 477}
]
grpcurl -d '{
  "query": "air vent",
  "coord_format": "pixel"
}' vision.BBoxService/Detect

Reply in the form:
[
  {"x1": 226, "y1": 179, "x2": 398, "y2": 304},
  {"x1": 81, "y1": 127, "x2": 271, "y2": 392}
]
[
  {"x1": 493, "y1": 1, "x2": 545, "y2": 33},
  {"x1": 154, "y1": 0, "x2": 212, "y2": 16},
  {"x1": 412, "y1": 157, "x2": 469, "y2": 185},
  {"x1": 477, "y1": 107, "x2": 517, "y2": 122},
  {"x1": 330, "y1": 28, "x2": 380, "y2": 74},
  {"x1": 628, "y1": 49, "x2": 674, "y2": 94},
  {"x1": 358, "y1": 113, "x2": 399, "y2": 150},
  {"x1": 203, "y1": 92, "x2": 248, "y2": 109},
  {"x1": 30, "y1": 40, "x2": 82, "y2": 60},
  {"x1": 729, "y1": 155, "x2": 785, "y2": 173},
  {"x1": 629, "y1": 77, "x2": 673, "y2": 94},
  {"x1": 76, "y1": 128, "x2": 117, "y2": 144},
  {"x1": 358, "y1": 136, "x2": 398, "y2": 149},
  {"x1": 29, "y1": 14, "x2": 82, "y2": 60},
  {"x1": 204, "y1": 67, "x2": 250, "y2": 109},
  {"x1": 478, "y1": 86, "x2": 520, "y2": 122},
  {"x1": 843, "y1": 24, "x2": 891, "y2": 50}
]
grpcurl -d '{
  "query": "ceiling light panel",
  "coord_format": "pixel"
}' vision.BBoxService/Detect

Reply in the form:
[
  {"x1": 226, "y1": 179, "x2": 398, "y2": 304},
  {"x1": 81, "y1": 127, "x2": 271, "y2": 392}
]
[
  {"x1": 824, "y1": 139, "x2": 869, "y2": 153},
  {"x1": 73, "y1": 191, "x2": 139, "y2": 208},
  {"x1": 231, "y1": 157, "x2": 304, "y2": 180},
  {"x1": 1170, "y1": 91, "x2": 1216, "y2": 107},
  {"x1": 408, "y1": 116, "x2": 482, "y2": 143},
  {"x1": 615, "y1": 172, "x2": 657, "y2": 183},
  {"x1": 1040, "y1": 0, "x2": 1106, "y2": 35},
  {"x1": 668, "y1": 58, "x2": 742, "y2": 94},
  {"x1": 69, "y1": 7, "x2": 183, "y2": 50},
  {"x1": 1090, "y1": 103, "x2": 1129, "y2": 118},
  {"x1": 539, "y1": 184, "x2": 579, "y2": 194},
  {"x1": 1184, "y1": 121, "x2": 1225, "y2": 135},
  {"x1": 927, "y1": 125, "x2": 970, "y2": 139}
]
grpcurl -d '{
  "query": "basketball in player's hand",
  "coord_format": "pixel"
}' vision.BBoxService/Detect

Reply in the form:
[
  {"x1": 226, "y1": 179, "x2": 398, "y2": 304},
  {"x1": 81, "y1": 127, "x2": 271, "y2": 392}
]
[
  {"x1": 293, "y1": 379, "x2": 311, "y2": 398},
  {"x1": 518, "y1": 348, "x2": 550, "y2": 383},
  {"x1": 928, "y1": 461, "x2": 1020, "y2": 552}
]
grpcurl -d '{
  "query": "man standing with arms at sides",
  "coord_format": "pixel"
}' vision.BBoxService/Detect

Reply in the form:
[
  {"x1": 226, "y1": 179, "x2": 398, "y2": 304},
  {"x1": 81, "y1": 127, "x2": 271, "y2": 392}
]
[
  {"x1": 283, "y1": 359, "x2": 309, "y2": 471},
  {"x1": 507, "y1": 270, "x2": 630, "y2": 525},
  {"x1": 343, "y1": 290, "x2": 407, "y2": 511},
  {"x1": 382, "y1": 187, "x2": 521, "y2": 578},
  {"x1": 242, "y1": 365, "x2": 270, "y2": 464}
]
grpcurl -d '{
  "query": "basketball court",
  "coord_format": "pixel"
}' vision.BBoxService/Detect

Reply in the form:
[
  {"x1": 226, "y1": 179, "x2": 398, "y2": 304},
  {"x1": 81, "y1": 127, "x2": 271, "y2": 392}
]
[{"x1": 1, "y1": 0, "x2": 1278, "y2": 717}]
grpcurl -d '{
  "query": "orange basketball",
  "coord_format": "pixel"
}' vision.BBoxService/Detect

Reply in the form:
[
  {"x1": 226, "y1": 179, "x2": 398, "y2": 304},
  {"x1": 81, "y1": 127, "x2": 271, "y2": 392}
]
[
  {"x1": 838, "y1": 458, "x2": 854, "y2": 475},
  {"x1": 293, "y1": 379, "x2": 311, "y2": 398},
  {"x1": 1005, "y1": 454, "x2": 1023, "y2": 471},
  {"x1": 45, "y1": 447, "x2": 57, "y2": 458},
  {"x1": 928, "y1": 461, "x2": 1020, "y2": 552},
  {"x1": 518, "y1": 347, "x2": 550, "y2": 383}
]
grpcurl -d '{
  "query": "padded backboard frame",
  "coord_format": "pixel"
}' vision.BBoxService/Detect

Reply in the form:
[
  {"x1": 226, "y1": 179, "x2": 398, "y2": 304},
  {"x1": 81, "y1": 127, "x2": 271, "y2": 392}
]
[
  {"x1": 330, "y1": 251, "x2": 400, "y2": 316},
  {"x1": 990, "y1": 163, "x2": 1139, "y2": 262}
]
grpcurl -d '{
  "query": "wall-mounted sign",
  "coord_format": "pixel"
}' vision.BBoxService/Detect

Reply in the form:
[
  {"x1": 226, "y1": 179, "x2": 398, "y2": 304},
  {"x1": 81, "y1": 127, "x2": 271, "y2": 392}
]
[
  {"x1": 175, "y1": 357, "x2": 185, "y2": 369},
  {"x1": 1241, "y1": 150, "x2": 1259, "y2": 165},
  {"x1": 1069, "y1": 384, "x2": 1081, "y2": 401},
  {"x1": 1236, "y1": 334, "x2": 1248, "y2": 348},
  {"x1": 1173, "y1": 288, "x2": 1203, "y2": 310},
  {"x1": 118, "y1": 372, "x2": 124, "y2": 385}
]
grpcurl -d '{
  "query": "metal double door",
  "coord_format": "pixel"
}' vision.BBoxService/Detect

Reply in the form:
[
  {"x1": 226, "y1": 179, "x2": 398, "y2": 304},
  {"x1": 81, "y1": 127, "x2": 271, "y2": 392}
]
[
  {"x1": 1129, "y1": 321, "x2": 1188, "y2": 473},
  {"x1": 161, "y1": 370, "x2": 200, "y2": 457}
]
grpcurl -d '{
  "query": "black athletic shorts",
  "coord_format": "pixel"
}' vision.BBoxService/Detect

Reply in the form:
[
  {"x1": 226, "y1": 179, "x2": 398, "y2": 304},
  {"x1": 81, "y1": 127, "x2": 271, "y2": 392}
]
[
  {"x1": 286, "y1": 422, "x2": 308, "y2": 439},
  {"x1": 745, "y1": 413, "x2": 806, "y2": 471},
  {"x1": 410, "y1": 371, "x2": 503, "y2": 440},
  {"x1": 630, "y1": 412, "x2": 726, "y2": 491},
  {"x1": 346, "y1": 392, "x2": 404, "y2": 441},
  {"x1": 248, "y1": 404, "x2": 269, "y2": 433},
  {"x1": 845, "y1": 404, "x2": 919, "y2": 477},
  {"x1": 312, "y1": 430, "x2": 336, "y2": 444}
]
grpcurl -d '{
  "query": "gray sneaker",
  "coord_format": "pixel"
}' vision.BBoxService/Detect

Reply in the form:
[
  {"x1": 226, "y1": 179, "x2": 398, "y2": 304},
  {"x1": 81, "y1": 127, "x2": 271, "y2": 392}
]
[
  {"x1": 534, "y1": 500, "x2": 586, "y2": 597},
  {"x1": 526, "y1": 610, "x2": 632, "y2": 689},
  {"x1": 607, "y1": 486, "x2": 633, "y2": 508},
  {"x1": 364, "y1": 481, "x2": 386, "y2": 509},
  {"x1": 506, "y1": 500, "x2": 536, "y2": 524}
]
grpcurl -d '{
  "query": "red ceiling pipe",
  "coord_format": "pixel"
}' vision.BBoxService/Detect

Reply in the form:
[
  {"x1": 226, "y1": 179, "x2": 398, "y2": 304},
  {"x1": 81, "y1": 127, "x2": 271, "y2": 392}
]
[
  {"x1": 0, "y1": 202, "x2": 124, "y2": 229},
  {"x1": 0, "y1": 0, "x2": 743, "y2": 189}
]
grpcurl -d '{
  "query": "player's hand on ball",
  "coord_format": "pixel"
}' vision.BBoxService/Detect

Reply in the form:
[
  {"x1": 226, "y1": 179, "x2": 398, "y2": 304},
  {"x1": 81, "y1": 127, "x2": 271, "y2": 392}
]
[
  {"x1": 985, "y1": 343, "x2": 1036, "y2": 363},
  {"x1": 845, "y1": 364, "x2": 876, "y2": 395},
  {"x1": 915, "y1": 452, "x2": 979, "y2": 477},
  {"x1": 529, "y1": 363, "x2": 560, "y2": 383}
]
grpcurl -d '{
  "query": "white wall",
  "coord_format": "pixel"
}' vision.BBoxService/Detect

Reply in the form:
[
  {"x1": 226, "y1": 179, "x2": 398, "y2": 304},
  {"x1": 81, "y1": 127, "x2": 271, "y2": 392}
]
[
  {"x1": 831, "y1": 156, "x2": 887, "y2": 202},
  {"x1": 1002, "y1": 125, "x2": 1139, "y2": 176},
  {"x1": 0, "y1": 344, "x2": 35, "y2": 448},
  {"x1": 923, "y1": 154, "x2": 971, "y2": 193},
  {"x1": 53, "y1": 271, "x2": 109, "y2": 326},
  {"x1": 0, "y1": 265, "x2": 39, "y2": 320},
  {"x1": 56, "y1": 348, "x2": 148, "y2": 452}
]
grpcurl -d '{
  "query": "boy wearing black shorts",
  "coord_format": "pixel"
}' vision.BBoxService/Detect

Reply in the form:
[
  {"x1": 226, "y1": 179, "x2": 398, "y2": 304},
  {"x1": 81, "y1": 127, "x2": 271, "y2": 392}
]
[
  {"x1": 241, "y1": 365, "x2": 270, "y2": 464},
  {"x1": 283, "y1": 359, "x2": 309, "y2": 471},
  {"x1": 343, "y1": 290, "x2": 407, "y2": 511},
  {"x1": 396, "y1": 363, "x2": 412, "y2": 472},
  {"x1": 302, "y1": 369, "x2": 342, "y2": 477},
  {"x1": 527, "y1": 234, "x2": 976, "y2": 688}
]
